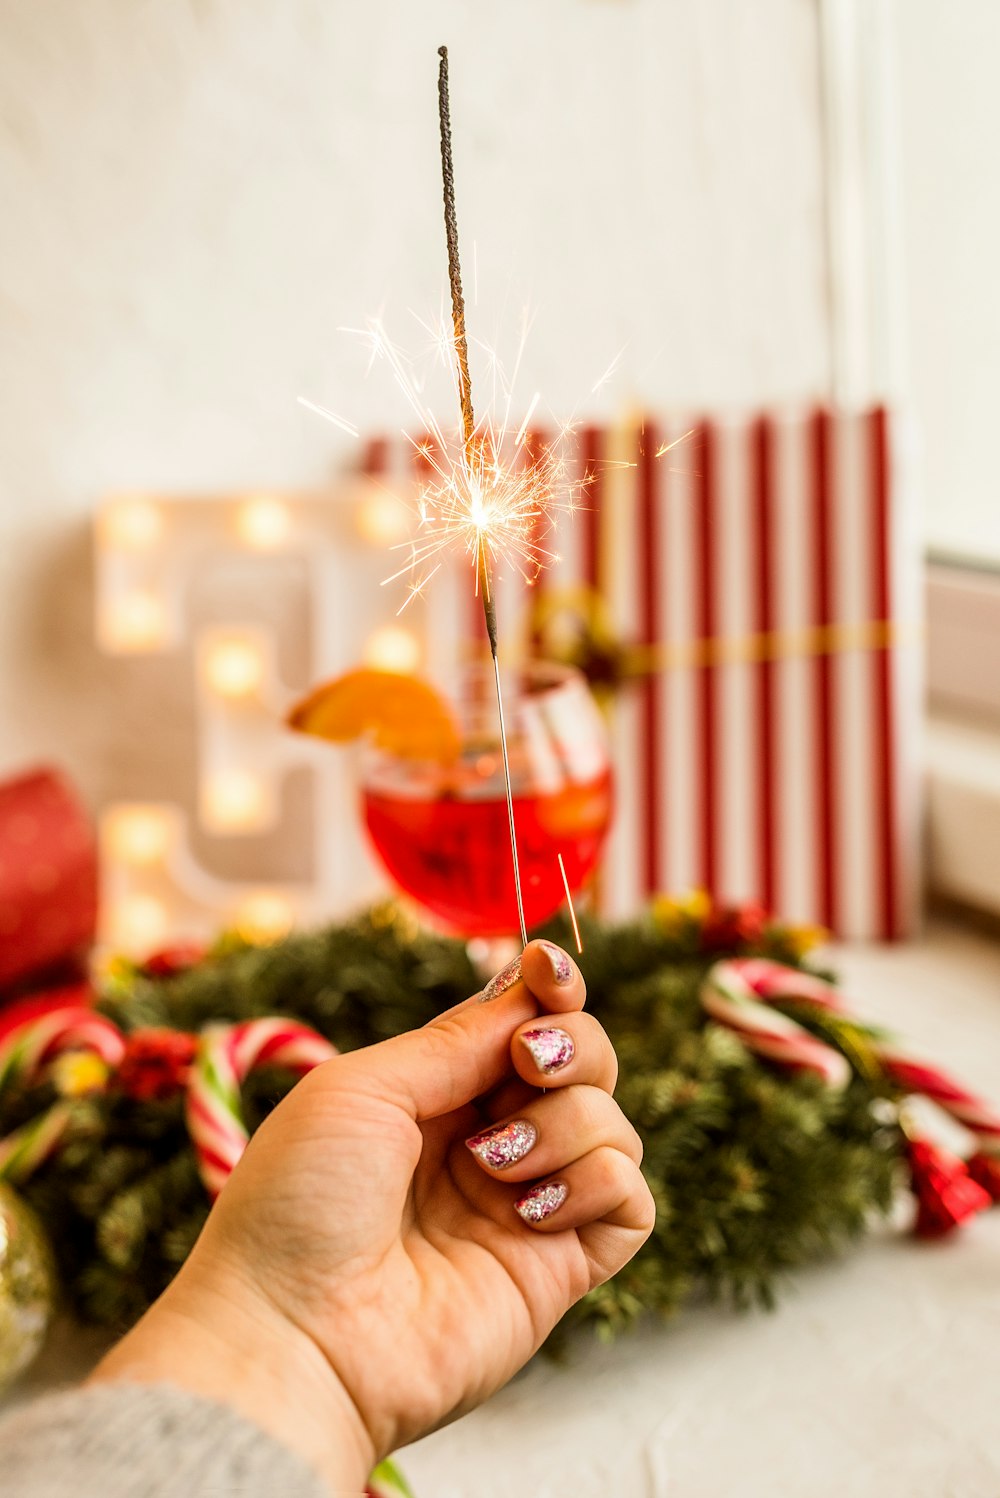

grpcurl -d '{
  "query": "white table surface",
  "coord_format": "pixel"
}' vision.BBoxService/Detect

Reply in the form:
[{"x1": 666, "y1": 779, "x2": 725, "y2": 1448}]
[{"x1": 7, "y1": 919, "x2": 1000, "y2": 1497}]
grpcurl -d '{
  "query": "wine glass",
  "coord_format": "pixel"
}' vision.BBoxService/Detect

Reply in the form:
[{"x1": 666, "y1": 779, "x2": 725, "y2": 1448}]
[{"x1": 360, "y1": 661, "x2": 613, "y2": 939}]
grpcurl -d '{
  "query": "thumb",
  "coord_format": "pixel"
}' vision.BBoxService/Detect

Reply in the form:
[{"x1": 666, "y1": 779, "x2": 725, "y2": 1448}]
[{"x1": 335, "y1": 987, "x2": 539, "y2": 1122}]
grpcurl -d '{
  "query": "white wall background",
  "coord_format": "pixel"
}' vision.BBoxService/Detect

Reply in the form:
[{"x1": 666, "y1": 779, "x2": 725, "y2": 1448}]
[
  {"x1": 891, "y1": 0, "x2": 1000, "y2": 567},
  {"x1": 0, "y1": 0, "x2": 833, "y2": 813},
  {"x1": 3, "y1": 0, "x2": 994, "y2": 823}
]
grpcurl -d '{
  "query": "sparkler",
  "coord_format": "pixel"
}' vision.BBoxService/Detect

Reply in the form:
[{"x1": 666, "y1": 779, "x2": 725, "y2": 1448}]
[
  {"x1": 298, "y1": 50, "x2": 696, "y2": 949},
  {"x1": 435, "y1": 43, "x2": 531, "y2": 946}
]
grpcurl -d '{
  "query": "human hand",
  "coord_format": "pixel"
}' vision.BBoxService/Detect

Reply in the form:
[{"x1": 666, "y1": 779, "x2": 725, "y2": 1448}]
[{"x1": 93, "y1": 941, "x2": 654, "y2": 1492}]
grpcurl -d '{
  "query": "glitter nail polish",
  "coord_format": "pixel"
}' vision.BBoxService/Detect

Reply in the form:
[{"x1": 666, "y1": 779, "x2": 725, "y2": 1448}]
[
  {"x1": 538, "y1": 940, "x2": 574, "y2": 985},
  {"x1": 465, "y1": 1119, "x2": 537, "y2": 1170},
  {"x1": 515, "y1": 1181, "x2": 568, "y2": 1223},
  {"x1": 480, "y1": 955, "x2": 522, "y2": 1002},
  {"x1": 520, "y1": 1026, "x2": 575, "y2": 1075}
]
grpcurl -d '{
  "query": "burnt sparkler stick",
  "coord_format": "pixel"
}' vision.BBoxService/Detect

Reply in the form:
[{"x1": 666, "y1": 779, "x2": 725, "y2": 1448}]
[{"x1": 437, "y1": 44, "x2": 527, "y2": 947}]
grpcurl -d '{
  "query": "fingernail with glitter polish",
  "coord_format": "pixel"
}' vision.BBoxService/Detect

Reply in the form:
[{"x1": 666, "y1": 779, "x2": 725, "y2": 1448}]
[
  {"x1": 515, "y1": 1181, "x2": 568, "y2": 1224},
  {"x1": 465, "y1": 1119, "x2": 537, "y2": 1170},
  {"x1": 520, "y1": 1026, "x2": 575, "y2": 1075},
  {"x1": 538, "y1": 940, "x2": 574, "y2": 985},
  {"x1": 480, "y1": 956, "x2": 522, "y2": 1003}
]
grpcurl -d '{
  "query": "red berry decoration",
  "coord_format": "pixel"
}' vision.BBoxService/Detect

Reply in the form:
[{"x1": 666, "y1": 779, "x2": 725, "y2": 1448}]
[
  {"x1": 115, "y1": 1029, "x2": 198, "y2": 1102},
  {"x1": 701, "y1": 902, "x2": 770, "y2": 953},
  {"x1": 141, "y1": 945, "x2": 207, "y2": 980}
]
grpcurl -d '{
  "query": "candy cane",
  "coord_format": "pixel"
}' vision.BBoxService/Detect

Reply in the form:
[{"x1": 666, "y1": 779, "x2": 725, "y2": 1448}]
[
  {"x1": 701, "y1": 961, "x2": 851, "y2": 1090},
  {"x1": 185, "y1": 1018, "x2": 336, "y2": 1199},
  {"x1": 0, "y1": 1005, "x2": 125, "y2": 1184},
  {"x1": 0, "y1": 1006, "x2": 124, "y2": 1096},
  {"x1": 704, "y1": 959, "x2": 1000, "y2": 1194}
]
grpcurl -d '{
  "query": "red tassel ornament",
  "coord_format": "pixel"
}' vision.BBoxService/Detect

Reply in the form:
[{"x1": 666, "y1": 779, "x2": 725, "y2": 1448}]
[
  {"x1": 907, "y1": 1137, "x2": 991, "y2": 1238},
  {"x1": 966, "y1": 1150, "x2": 1000, "y2": 1204}
]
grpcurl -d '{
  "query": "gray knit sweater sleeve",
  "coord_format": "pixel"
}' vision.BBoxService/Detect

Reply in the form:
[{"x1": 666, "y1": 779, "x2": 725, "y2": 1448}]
[{"x1": 0, "y1": 1382, "x2": 331, "y2": 1498}]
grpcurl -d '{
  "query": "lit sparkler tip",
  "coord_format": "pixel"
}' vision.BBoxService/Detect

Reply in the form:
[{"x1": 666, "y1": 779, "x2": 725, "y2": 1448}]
[{"x1": 332, "y1": 304, "x2": 585, "y2": 606}]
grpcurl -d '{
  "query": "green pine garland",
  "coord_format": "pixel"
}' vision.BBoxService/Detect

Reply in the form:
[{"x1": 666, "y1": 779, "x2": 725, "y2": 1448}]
[{"x1": 4, "y1": 904, "x2": 901, "y2": 1343}]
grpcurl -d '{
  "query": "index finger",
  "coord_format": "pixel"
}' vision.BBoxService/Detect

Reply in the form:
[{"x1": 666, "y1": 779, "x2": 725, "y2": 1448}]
[
  {"x1": 426, "y1": 940, "x2": 586, "y2": 1029},
  {"x1": 393, "y1": 941, "x2": 584, "y2": 1123},
  {"x1": 482, "y1": 940, "x2": 585, "y2": 1015}
]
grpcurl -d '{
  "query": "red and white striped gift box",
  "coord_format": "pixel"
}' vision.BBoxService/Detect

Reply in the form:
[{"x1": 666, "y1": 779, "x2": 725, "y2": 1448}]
[{"x1": 376, "y1": 406, "x2": 920, "y2": 941}]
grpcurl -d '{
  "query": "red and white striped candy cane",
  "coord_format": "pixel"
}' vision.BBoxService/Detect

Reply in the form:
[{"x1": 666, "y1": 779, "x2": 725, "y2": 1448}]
[
  {"x1": 0, "y1": 1005, "x2": 125, "y2": 1093},
  {"x1": 703, "y1": 959, "x2": 1000, "y2": 1197},
  {"x1": 0, "y1": 1005, "x2": 126, "y2": 1183},
  {"x1": 185, "y1": 1018, "x2": 336, "y2": 1198},
  {"x1": 701, "y1": 960, "x2": 852, "y2": 1090},
  {"x1": 715, "y1": 958, "x2": 845, "y2": 1014}
]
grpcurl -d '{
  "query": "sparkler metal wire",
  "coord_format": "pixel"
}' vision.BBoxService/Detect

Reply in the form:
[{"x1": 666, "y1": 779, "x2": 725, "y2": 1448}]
[{"x1": 437, "y1": 43, "x2": 528, "y2": 945}]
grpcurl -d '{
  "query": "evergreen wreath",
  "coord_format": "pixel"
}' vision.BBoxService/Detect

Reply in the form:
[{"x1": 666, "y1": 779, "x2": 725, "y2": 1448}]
[{"x1": 2, "y1": 899, "x2": 901, "y2": 1344}]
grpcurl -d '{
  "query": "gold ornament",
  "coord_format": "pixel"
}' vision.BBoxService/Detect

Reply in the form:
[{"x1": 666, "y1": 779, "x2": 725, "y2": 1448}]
[{"x1": 0, "y1": 1183, "x2": 57, "y2": 1391}]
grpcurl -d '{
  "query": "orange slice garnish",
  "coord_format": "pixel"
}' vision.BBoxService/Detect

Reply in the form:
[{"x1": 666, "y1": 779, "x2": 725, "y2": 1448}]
[{"x1": 286, "y1": 668, "x2": 461, "y2": 763}]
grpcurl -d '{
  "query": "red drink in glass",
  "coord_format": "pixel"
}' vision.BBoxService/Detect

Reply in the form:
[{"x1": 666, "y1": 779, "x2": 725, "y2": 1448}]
[
  {"x1": 359, "y1": 663, "x2": 614, "y2": 938},
  {"x1": 364, "y1": 765, "x2": 613, "y2": 937}
]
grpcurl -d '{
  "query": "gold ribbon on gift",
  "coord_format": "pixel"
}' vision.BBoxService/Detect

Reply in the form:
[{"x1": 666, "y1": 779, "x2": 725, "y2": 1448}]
[{"x1": 527, "y1": 585, "x2": 918, "y2": 699}]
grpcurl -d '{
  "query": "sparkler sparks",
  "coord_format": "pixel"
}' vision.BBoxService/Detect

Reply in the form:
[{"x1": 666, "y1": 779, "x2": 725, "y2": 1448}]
[
  {"x1": 299, "y1": 299, "x2": 594, "y2": 623},
  {"x1": 324, "y1": 297, "x2": 584, "y2": 618},
  {"x1": 301, "y1": 315, "x2": 694, "y2": 616},
  {"x1": 381, "y1": 398, "x2": 580, "y2": 611},
  {"x1": 655, "y1": 428, "x2": 697, "y2": 461},
  {"x1": 558, "y1": 853, "x2": 584, "y2": 955},
  {"x1": 296, "y1": 396, "x2": 359, "y2": 438}
]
